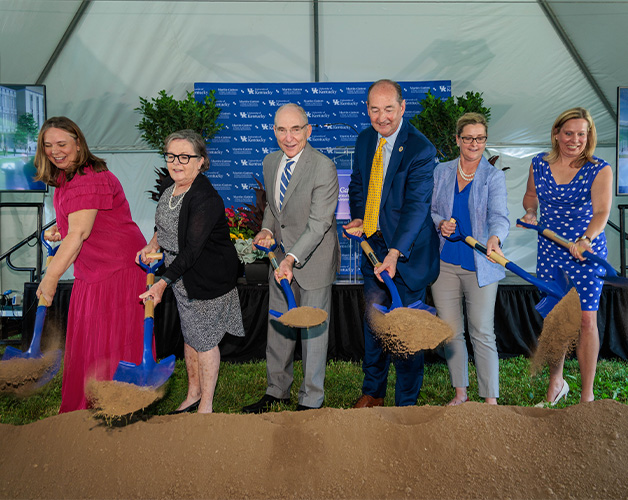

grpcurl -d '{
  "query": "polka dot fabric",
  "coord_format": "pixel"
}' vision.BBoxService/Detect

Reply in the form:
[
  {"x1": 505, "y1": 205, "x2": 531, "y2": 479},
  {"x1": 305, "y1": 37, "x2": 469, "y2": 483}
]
[{"x1": 532, "y1": 153, "x2": 608, "y2": 311}]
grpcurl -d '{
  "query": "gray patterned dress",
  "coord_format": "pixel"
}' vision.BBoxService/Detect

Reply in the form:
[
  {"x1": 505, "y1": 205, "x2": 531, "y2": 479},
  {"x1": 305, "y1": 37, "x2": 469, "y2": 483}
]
[{"x1": 155, "y1": 185, "x2": 245, "y2": 352}]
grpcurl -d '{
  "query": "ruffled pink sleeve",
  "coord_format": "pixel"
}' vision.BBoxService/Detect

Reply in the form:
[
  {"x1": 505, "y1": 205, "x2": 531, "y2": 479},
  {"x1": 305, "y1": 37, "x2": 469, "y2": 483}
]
[{"x1": 62, "y1": 169, "x2": 115, "y2": 214}]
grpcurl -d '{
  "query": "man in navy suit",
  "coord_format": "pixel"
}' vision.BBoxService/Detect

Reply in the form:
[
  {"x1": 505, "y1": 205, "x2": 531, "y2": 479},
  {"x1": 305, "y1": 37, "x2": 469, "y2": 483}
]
[{"x1": 344, "y1": 79, "x2": 440, "y2": 407}]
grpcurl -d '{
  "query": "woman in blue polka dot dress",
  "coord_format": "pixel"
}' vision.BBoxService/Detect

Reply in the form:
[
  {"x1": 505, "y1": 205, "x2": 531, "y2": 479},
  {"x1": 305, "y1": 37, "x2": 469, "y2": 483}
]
[{"x1": 520, "y1": 108, "x2": 613, "y2": 405}]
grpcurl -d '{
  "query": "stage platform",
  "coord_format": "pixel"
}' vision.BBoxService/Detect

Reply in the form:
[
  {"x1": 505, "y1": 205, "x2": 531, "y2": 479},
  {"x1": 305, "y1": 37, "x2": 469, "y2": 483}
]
[{"x1": 21, "y1": 273, "x2": 628, "y2": 363}]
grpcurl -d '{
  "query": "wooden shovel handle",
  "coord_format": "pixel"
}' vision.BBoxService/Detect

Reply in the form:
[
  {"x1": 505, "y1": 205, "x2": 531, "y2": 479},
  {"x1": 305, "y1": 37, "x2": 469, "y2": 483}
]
[
  {"x1": 343, "y1": 226, "x2": 381, "y2": 267},
  {"x1": 464, "y1": 235, "x2": 510, "y2": 267},
  {"x1": 538, "y1": 227, "x2": 585, "y2": 255}
]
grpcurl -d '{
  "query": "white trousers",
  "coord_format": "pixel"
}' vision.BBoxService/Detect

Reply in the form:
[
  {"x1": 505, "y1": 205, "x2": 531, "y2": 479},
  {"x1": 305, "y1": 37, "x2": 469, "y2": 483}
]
[{"x1": 431, "y1": 260, "x2": 500, "y2": 398}]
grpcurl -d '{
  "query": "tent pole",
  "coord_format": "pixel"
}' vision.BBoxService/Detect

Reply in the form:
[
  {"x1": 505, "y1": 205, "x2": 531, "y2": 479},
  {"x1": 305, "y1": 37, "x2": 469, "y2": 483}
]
[
  {"x1": 537, "y1": 0, "x2": 615, "y2": 120},
  {"x1": 313, "y1": 0, "x2": 320, "y2": 83},
  {"x1": 36, "y1": 1, "x2": 92, "y2": 85}
]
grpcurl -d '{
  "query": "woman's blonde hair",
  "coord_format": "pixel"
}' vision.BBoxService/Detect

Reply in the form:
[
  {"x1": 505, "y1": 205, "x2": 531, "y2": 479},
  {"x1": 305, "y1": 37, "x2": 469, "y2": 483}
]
[
  {"x1": 456, "y1": 112, "x2": 488, "y2": 137},
  {"x1": 34, "y1": 116, "x2": 107, "y2": 186},
  {"x1": 544, "y1": 107, "x2": 597, "y2": 167}
]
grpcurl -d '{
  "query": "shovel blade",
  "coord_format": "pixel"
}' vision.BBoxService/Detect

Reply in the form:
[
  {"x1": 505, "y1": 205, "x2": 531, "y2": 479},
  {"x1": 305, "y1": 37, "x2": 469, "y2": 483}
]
[
  {"x1": 534, "y1": 268, "x2": 573, "y2": 317},
  {"x1": 372, "y1": 303, "x2": 392, "y2": 314},
  {"x1": 2, "y1": 346, "x2": 30, "y2": 361},
  {"x1": 3, "y1": 304, "x2": 48, "y2": 360},
  {"x1": 34, "y1": 349, "x2": 63, "y2": 388},
  {"x1": 371, "y1": 297, "x2": 436, "y2": 316},
  {"x1": 535, "y1": 295, "x2": 561, "y2": 318},
  {"x1": 113, "y1": 354, "x2": 175, "y2": 388},
  {"x1": 406, "y1": 299, "x2": 436, "y2": 315}
]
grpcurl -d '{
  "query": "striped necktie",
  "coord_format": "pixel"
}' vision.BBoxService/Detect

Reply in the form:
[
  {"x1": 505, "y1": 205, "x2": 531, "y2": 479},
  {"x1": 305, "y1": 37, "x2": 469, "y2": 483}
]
[
  {"x1": 363, "y1": 138, "x2": 386, "y2": 237},
  {"x1": 279, "y1": 160, "x2": 295, "y2": 210}
]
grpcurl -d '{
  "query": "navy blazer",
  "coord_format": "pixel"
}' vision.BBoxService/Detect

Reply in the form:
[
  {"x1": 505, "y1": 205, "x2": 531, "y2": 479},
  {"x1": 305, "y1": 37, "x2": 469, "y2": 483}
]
[{"x1": 349, "y1": 120, "x2": 440, "y2": 291}]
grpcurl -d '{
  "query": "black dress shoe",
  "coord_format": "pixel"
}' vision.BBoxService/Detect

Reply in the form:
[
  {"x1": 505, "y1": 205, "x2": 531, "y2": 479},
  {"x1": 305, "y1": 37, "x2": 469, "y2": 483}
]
[
  {"x1": 241, "y1": 394, "x2": 290, "y2": 414},
  {"x1": 296, "y1": 404, "x2": 321, "y2": 411},
  {"x1": 168, "y1": 399, "x2": 201, "y2": 415}
]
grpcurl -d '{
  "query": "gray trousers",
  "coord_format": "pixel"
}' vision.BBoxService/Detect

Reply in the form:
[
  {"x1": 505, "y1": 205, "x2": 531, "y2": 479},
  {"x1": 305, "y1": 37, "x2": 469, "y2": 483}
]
[
  {"x1": 431, "y1": 260, "x2": 500, "y2": 399},
  {"x1": 265, "y1": 277, "x2": 331, "y2": 407}
]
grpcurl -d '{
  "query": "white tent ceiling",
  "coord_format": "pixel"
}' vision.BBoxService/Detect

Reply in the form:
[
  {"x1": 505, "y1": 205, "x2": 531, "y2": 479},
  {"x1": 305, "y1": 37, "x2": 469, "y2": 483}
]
[
  {"x1": 2, "y1": 0, "x2": 626, "y2": 147},
  {"x1": 1, "y1": 0, "x2": 627, "y2": 291}
]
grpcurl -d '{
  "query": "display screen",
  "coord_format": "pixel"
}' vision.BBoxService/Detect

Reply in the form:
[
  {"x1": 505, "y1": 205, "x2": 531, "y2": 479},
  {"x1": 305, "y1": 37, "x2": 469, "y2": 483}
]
[
  {"x1": 0, "y1": 84, "x2": 47, "y2": 192},
  {"x1": 617, "y1": 87, "x2": 628, "y2": 195}
]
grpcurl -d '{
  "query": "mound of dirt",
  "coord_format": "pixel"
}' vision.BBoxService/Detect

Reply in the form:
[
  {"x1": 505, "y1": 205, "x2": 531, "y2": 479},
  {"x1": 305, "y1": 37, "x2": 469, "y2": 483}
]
[{"x1": 1, "y1": 400, "x2": 626, "y2": 499}]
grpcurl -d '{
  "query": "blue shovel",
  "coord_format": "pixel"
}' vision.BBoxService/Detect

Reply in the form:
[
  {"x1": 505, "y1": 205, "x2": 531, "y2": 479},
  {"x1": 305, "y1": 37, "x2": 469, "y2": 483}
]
[
  {"x1": 254, "y1": 240, "x2": 328, "y2": 327},
  {"x1": 2, "y1": 231, "x2": 63, "y2": 386},
  {"x1": 343, "y1": 227, "x2": 436, "y2": 315},
  {"x1": 445, "y1": 221, "x2": 571, "y2": 317},
  {"x1": 113, "y1": 253, "x2": 175, "y2": 388},
  {"x1": 516, "y1": 218, "x2": 627, "y2": 286}
]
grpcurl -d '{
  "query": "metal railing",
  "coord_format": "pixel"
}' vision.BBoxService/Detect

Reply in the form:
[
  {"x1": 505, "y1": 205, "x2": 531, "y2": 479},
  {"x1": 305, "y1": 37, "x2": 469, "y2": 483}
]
[
  {"x1": 0, "y1": 202, "x2": 56, "y2": 283},
  {"x1": 616, "y1": 205, "x2": 628, "y2": 277}
]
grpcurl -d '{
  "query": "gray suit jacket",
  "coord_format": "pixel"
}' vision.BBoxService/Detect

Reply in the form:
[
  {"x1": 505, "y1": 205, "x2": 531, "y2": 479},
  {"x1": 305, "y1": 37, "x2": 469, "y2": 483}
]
[{"x1": 261, "y1": 142, "x2": 339, "y2": 290}]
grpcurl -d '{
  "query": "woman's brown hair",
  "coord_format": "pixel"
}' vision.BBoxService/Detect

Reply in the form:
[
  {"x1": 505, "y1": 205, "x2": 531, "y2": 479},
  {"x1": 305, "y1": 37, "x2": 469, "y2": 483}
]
[{"x1": 34, "y1": 116, "x2": 107, "y2": 187}]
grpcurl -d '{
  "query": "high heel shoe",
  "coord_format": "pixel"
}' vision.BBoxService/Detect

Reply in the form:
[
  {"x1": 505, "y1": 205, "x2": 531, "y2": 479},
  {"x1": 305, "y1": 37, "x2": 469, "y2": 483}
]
[
  {"x1": 535, "y1": 380, "x2": 569, "y2": 408},
  {"x1": 168, "y1": 398, "x2": 201, "y2": 415},
  {"x1": 549, "y1": 380, "x2": 569, "y2": 406}
]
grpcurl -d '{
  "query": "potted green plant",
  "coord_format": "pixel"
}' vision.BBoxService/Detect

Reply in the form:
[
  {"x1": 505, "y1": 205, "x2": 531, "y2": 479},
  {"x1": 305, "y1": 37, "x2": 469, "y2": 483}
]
[
  {"x1": 410, "y1": 91, "x2": 493, "y2": 163},
  {"x1": 135, "y1": 89, "x2": 223, "y2": 200}
]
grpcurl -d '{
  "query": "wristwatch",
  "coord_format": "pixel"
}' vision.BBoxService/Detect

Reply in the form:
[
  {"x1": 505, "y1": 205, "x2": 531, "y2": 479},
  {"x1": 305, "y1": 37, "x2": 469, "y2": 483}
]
[{"x1": 575, "y1": 235, "x2": 592, "y2": 245}]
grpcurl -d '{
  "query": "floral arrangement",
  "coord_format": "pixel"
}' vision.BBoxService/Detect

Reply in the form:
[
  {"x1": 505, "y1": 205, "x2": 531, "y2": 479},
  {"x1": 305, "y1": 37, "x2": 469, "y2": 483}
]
[
  {"x1": 225, "y1": 206, "x2": 255, "y2": 240},
  {"x1": 225, "y1": 206, "x2": 265, "y2": 264}
]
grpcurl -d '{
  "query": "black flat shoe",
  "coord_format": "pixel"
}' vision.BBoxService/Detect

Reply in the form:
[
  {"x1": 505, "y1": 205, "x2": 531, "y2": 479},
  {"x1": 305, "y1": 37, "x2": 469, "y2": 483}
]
[
  {"x1": 296, "y1": 404, "x2": 322, "y2": 411},
  {"x1": 168, "y1": 399, "x2": 201, "y2": 415},
  {"x1": 241, "y1": 394, "x2": 290, "y2": 414}
]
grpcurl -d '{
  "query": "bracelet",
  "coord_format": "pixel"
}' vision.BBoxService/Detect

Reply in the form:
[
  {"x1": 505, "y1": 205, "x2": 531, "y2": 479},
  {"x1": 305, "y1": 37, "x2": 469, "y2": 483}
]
[{"x1": 525, "y1": 207, "x2": 537, "y2": 214}]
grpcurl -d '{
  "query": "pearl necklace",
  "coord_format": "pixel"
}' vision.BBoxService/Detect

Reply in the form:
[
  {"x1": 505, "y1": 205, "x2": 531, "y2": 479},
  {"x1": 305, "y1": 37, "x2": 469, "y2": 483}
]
[
  {"x1": 458, "y1": 161, "x2": 476, "y2": 182},
  {"x1": 168, "y1": 184, "x2": 192, "y2": 210}
]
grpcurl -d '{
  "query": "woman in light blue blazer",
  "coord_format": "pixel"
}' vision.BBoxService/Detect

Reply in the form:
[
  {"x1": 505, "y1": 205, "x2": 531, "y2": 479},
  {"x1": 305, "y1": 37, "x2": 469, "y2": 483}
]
[{"x1": 431, "y1": 113, "x2": 509, "y2": 406}]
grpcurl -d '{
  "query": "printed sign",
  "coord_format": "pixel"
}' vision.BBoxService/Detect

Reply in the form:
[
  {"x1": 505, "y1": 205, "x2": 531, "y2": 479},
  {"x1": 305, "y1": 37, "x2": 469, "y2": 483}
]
[{"x1": 195, "y1": 81, "x2": 451, "y2": 275}]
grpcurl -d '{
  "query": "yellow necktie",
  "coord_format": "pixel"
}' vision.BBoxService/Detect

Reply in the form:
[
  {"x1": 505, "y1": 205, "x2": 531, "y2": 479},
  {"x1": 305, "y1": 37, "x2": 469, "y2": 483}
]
[{"x1": 363, "y1": 137, "x2": 386, "y2": 237}]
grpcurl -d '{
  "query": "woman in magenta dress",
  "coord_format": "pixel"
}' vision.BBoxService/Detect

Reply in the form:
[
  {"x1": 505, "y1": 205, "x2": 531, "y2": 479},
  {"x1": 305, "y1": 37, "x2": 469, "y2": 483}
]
[{"x1": 34, "y1": 116, "x2": 147, "y2": 413}]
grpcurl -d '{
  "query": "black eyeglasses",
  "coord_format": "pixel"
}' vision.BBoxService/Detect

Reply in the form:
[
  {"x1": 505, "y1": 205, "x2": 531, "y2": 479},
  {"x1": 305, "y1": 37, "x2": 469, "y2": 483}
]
[
  {"x1": 163, "y1": 153, "x2": 200, "y2": 165},
  {"x1": 459, "y1": 136, "x2": 487, "y2": 144}
]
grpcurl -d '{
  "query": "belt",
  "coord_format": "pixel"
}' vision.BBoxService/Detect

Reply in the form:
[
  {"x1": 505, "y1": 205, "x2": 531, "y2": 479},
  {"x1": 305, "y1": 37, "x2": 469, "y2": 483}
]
[{"x1": 370, "y1": 230, "x2": 384, "y2": 239}]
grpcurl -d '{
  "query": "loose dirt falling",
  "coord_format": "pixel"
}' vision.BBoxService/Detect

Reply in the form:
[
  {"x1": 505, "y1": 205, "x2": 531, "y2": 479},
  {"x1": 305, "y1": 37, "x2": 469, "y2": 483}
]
[
  {"x1": 531, "y1": 288, "x2": 581, "y2": 374},
  {"x1": 85, "y1": 379, "x2": 165, "y2": 417},
  {"x1": 278, "y1": 306, "x2": 328, "y2": 328},
  {"x1": 368, "y1": 308, "x2": 454, "y2": 356},
  {"x1": 0, "y1": 350, "x2": 62, "y2": 395}
]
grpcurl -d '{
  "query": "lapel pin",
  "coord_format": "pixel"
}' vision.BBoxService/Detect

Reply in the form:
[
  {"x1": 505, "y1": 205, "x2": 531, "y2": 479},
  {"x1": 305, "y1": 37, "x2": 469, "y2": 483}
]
[{"x1": 399, "y1": 146, "x2": 404, "y2": 152}]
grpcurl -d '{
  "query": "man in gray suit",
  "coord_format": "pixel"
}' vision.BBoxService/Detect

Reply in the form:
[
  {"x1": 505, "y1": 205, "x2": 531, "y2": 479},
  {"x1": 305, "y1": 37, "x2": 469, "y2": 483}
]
[{"x1": 242, "y1": 103, "x2": 339, "y2": 413}]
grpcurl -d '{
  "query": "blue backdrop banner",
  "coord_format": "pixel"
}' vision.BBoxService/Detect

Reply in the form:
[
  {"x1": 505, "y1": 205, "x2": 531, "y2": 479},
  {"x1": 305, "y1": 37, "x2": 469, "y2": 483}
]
[{"x1": 194, "y1": 81, "x2": 451, "y2": 275}]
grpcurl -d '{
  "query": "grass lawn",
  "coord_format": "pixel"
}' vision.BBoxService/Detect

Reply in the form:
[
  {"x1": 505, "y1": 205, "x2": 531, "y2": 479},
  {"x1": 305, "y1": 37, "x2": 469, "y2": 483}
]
[{"x1": 1, "y1": 352, "x2": 626, "y2": 425}]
